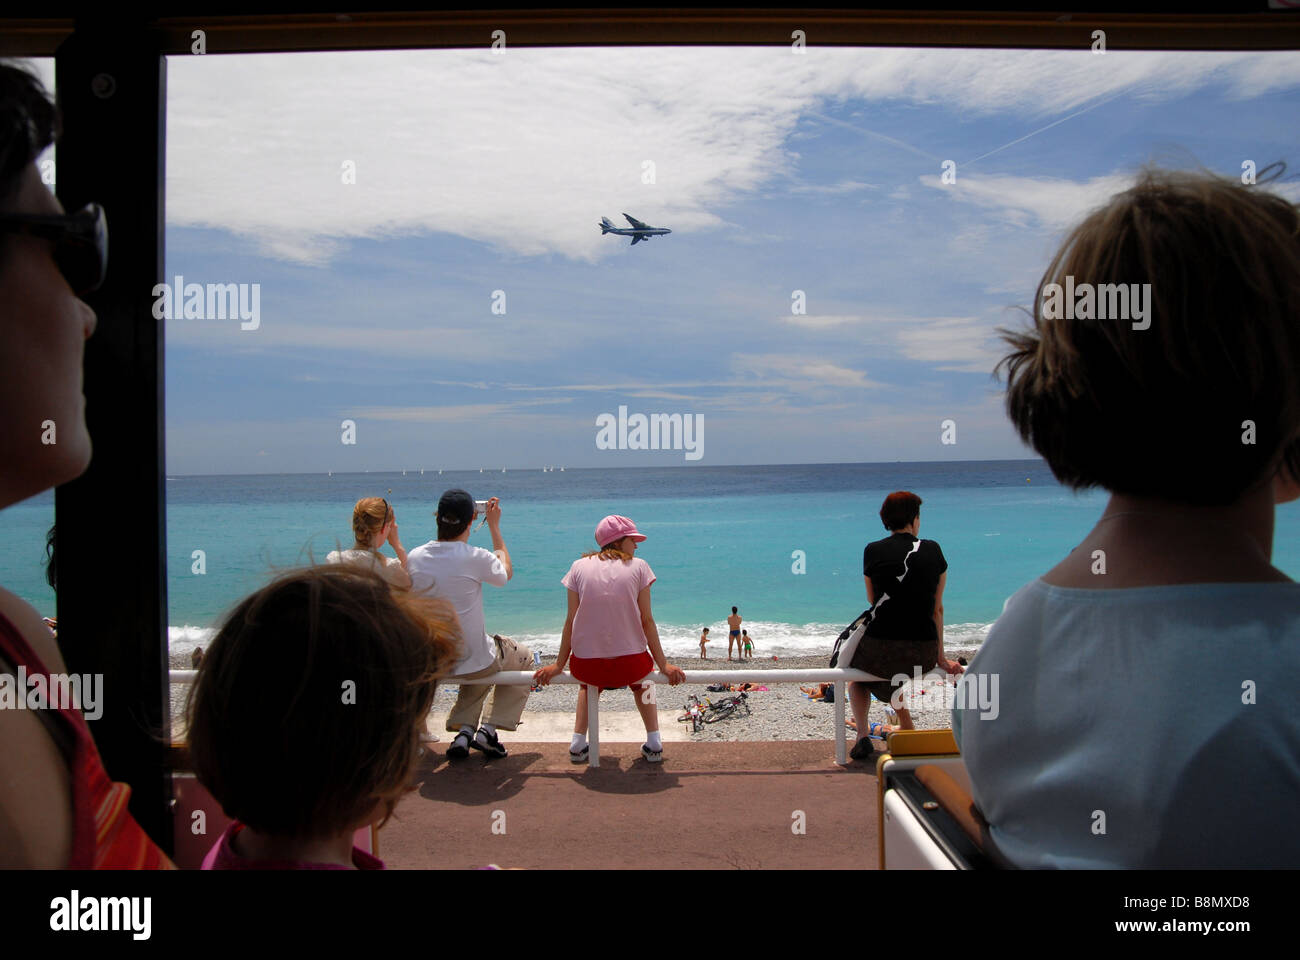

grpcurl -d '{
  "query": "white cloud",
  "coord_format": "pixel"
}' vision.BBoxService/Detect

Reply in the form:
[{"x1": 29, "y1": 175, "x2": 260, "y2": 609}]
[
  {"x1": 160, "y1": 47, "x2": 1300, "y2": 265},
  {"x1": 920, "y1": 171, "x2": 1136, "y2": 230},
  {"x1": 786, "y1": 178, "x2": 878, "y2": 195},
  {"x1": 353, "y1": 398, "x2": 572, "y2": 423},
  {"x1": 731, "y1": 352, "x2": 882, "y2": 389},
  {"x1": 894, "y1": 316, "x2": 1007, "y2": 374},
  {"x1": 777, "y1": 310, "x2": 1010, "y2": 374},
  {"x1": 782, "y1": 313, "x2": 882, "y2": 329}
]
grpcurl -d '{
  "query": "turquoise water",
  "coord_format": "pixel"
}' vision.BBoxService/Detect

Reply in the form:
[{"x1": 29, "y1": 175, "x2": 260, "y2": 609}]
[{"x1": 4, "y1": 460, "x2": 1298, "y2": 658}]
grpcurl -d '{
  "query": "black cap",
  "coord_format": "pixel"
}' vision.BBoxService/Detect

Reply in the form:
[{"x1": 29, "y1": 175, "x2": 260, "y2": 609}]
[{"x1": 436, "y1": 489, "x2": 475, "y2": 525}]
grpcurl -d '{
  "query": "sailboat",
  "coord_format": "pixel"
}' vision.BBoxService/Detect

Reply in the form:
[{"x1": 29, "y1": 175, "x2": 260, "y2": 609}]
[{"x1": 328, "y1": 470, "x2": 332, "y2": 477}]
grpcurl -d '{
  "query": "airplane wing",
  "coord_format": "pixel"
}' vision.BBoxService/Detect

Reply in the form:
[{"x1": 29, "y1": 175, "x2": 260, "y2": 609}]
[
  {"x1": 630, "y1": 234, "x2": 645, "y2": 245},
  {"x1": 623, "y1": 213, "x2": 649, "y2": 229}
]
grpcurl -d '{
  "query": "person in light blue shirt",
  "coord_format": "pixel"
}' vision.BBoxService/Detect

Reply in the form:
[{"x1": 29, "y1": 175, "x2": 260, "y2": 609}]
[{"x1": 954, "y1": 166, "x2": 1300, "y2": 868}]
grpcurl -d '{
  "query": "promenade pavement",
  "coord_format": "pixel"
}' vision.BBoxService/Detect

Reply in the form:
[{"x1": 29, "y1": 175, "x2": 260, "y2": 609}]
[{"x1": 379, "y1": 740, "x2": 885, "y2": 869}]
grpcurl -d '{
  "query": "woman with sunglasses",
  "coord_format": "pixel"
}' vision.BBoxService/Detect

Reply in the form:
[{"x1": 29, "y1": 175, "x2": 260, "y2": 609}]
[
  {"x1": 326, "y1": 497, "x2": 412, "y2": 590},
  {"x1": 0, "y1": 64, "x2": 170, "y2": 867}
]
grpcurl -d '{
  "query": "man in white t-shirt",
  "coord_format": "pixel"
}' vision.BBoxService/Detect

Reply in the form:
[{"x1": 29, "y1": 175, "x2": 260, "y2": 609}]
[{"x1": 407, "y1": 489, "x2": 531, "y2": 760}]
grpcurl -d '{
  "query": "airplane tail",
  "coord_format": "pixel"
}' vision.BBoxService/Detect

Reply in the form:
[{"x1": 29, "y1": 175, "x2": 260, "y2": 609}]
[{"x1": 599, "y1": 216, "x2": 614, "y2": 234}]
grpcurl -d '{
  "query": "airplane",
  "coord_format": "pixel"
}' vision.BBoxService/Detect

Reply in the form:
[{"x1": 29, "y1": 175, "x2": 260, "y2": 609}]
[{"x1": 599, "y1": 213, "x2": 672, "y2": 245}]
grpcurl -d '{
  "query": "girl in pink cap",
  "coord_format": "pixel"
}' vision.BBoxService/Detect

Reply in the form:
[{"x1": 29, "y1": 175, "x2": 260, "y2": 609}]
[{"x1": 533, "y1": 515, "x2": 686, "y2": 762}]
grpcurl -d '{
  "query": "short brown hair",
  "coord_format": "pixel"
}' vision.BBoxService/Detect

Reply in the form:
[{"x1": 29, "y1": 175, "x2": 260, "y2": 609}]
[
  {"x1": 880, "y1": 491, "x2": 922, "y2": 531},
  {"x1": 186, "y1": 564, "x2": 461, "y2": 840},
  {"x1": 997, "y1": 165, "x2": 1300, "y2": 505}
]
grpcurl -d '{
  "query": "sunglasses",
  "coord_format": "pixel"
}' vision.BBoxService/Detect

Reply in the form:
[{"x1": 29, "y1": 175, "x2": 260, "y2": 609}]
[{"x1": 0, "y1": 202, "x2": 108, "y2": 295}]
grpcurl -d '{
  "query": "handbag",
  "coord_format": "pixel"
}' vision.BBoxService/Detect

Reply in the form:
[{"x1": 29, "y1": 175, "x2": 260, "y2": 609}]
[{"x1": 829, "y1": 608, "x2": 872, "y2": 668}]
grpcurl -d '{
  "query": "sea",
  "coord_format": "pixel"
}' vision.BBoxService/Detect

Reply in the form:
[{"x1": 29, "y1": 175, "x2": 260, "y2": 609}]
[{"x1": 4, "y1": 459, "x2": 1299, "y2": 661}]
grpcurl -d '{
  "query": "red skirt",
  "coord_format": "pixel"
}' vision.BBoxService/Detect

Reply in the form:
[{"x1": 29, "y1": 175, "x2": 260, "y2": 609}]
[{"x1": 569, "y1": 651, "x2": 655, "y2": 691}]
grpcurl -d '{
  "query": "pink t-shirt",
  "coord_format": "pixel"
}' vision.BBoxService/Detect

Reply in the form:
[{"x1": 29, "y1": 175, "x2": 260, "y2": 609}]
[
  {"x1": 201, "y1": 821, "x2": 384, "y2": 870},
  {"x1": 561, "y1": 555, "x2": 656, "y2": 659}
]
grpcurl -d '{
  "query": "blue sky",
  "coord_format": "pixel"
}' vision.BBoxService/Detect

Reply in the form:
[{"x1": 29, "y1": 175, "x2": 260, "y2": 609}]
[{"x1": 34, "y1": 48, "x2": 1300, "y2": 474}]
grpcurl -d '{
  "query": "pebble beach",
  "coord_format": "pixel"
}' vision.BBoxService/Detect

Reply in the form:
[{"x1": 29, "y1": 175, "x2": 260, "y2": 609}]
[
  {"x1": 170, "y1": 647, "x2": 978, "y2": 743},
  {"x1": 430, "y1": 647, "x2": 978, "y2": 743}
]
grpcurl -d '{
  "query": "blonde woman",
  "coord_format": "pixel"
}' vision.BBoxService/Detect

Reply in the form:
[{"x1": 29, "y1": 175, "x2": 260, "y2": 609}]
[{"x1": 327, "y1": 497, "x2": 412, "y2": 590}]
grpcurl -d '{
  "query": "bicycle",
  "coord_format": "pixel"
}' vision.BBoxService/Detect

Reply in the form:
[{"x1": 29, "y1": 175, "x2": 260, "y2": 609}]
[
  {"x1": 702, "y1": 691, "x2": 751, "y2": 723},
  {"x1": 677, "y1": 695, "x2": 708, "y2": 733}
]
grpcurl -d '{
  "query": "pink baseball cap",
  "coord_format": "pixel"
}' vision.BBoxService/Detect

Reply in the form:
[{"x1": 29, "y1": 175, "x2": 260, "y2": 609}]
[{"x1": 595, "y1": 515, "x2": 645, "y2": 547}]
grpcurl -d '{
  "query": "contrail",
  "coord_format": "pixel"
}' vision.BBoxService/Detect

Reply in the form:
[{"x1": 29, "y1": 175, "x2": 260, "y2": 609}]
[
  {"x1": 960, "y1": 89, "x2": 1129, "y2": 167},
  {"x1": 803, "y1": 109, "x2": 943, "y2": 162}
]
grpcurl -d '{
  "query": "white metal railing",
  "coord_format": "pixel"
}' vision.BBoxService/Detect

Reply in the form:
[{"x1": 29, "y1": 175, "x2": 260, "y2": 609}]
[{"x1": 171, "y1": 666, "x2": 898, "y2": 766}]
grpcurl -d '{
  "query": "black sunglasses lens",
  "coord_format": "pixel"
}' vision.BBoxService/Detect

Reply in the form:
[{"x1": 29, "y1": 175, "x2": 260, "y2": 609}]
[{"x1": 60, "y1": 206, "x2": 107, "y2": 295}]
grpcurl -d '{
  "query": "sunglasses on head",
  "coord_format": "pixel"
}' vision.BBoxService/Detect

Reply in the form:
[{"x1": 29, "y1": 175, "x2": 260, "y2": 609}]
[{"x1": 0, "y1": 202, "x2": 108, "y2": 295}]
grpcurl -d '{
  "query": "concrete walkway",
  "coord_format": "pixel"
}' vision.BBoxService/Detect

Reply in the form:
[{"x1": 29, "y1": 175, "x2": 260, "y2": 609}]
[{"x1": 380, "y1": 740, "x2": 884, "y2": 869}]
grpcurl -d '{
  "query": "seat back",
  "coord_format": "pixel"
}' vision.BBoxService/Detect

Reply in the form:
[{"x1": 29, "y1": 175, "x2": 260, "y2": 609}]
[{"x1": 876, "y1": 733, "x2": 1001, "y2": 870}]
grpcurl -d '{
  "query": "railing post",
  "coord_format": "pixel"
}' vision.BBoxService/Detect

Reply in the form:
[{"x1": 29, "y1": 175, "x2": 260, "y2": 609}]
[
  {"x1": 587, "y1": 683, "x2": 600, "y2": 767},
  {"x1": 834, "y1": 681, "x2": 847, "y2": 764}
]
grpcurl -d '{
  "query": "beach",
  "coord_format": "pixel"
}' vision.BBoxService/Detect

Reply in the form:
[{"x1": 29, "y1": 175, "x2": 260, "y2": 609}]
[
  {"x1": 506, "y1": 652, "x2": 970, "y2": 740},
  {"x1": 169, "y1": 648, "x2": 975, "y2": 741}
]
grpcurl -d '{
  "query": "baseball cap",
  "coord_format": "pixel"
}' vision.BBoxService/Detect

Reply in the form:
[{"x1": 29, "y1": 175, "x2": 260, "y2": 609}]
[
  {"x1": 595, "y1": 515, "x2": 645, "y2": 547},
  {"x1": 436, "y1": 489, "x2": 475, "y2": 525}
]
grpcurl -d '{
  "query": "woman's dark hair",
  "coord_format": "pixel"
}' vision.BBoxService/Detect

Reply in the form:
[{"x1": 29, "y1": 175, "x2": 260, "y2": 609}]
[
  {"x1": 997, "y1": 165, "x2": 1300, "y2": 505},
  {"x1": 186, "y1": 564, "x2": 461, "y2": 841},
  {"x1": 44, "y1": 524, "x2": 56, "y2": 591},
  {"x1": 0, "y1": 62, "x2": 57, "y2": 216},
  {"x1": 880, "y1": 491, "x2": 922, "y2": 531}
]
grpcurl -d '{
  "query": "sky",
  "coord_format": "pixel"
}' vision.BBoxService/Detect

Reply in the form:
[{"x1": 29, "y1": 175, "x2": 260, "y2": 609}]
[{"x1": 31, "y1": 47, "x2": 1300, "y2": 474}]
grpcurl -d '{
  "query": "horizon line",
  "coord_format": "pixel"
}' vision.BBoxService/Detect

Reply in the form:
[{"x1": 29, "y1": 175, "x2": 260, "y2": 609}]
[{"x1": 164, "y1": 456, "x2": 1047, "y2": 479}]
